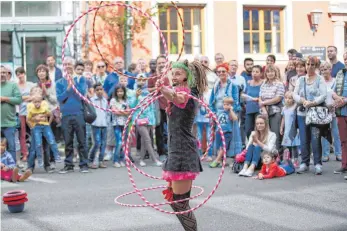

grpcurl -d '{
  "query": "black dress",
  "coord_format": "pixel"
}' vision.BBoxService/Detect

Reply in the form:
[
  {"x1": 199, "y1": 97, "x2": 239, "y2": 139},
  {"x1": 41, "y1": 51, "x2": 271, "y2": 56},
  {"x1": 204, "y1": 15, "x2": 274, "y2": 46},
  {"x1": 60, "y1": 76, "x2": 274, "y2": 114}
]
[{"x1": 162, "y1": 88, "x2": 203, "y2": 176}]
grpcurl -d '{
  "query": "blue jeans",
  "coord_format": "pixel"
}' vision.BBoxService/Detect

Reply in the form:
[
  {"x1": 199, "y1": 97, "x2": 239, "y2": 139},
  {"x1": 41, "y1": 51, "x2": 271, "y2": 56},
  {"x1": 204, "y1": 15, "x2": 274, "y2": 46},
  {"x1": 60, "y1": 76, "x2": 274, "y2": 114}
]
[
  {"x1": 113, "y1": 126, "x2": 125, "y2": 163},
  {"x1": 33, "y1": 125, "x2": 60, "y2": 163},
  {"x1": 28, "y1": 130, "x2": 36, "y2": 169},
  {"x1": 89, "y1": 126, "x2": 107, "y2": 163},
  {"x1": 196, "y1": 122, "x2": 212, "y2": 157},
  {"x1": 245, "y1": 144, "x2": 262, "y2": 167},
  {"x1": 245, "y1": 113, "x2": 258, "y2": 139},
  {"x1": 62, "y1": 114, "x2": 88, "y2": 167},
  {"x1": 297, "y1": 116, "x2": 322, "y2": 166},
  {"x1": 86, "y1": 124, "x2": 92, "y2": 149},
  {"x1": 280, "y1": 160, "x2": 295, "y2": 175},
  {"x1": 1, "y1": 127, "x2": 16, "y2": 163},
  {"x1": 322, "y1": 117, "x2": 341, "y2": 157}
]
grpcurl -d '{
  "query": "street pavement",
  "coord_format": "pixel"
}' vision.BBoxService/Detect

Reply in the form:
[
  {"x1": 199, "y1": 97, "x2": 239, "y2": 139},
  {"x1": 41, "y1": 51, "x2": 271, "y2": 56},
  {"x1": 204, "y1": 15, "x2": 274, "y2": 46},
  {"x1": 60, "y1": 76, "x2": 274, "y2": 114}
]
[{"x1": 1, "y1": 154, "x2": 347, "y2": 231}]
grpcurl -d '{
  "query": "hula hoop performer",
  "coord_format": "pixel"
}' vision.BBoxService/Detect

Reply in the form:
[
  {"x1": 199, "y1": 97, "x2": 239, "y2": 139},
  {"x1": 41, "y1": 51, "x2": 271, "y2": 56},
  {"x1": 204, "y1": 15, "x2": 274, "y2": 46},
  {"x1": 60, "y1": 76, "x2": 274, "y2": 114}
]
[{"x1": 156, "y1": 60, "x2": 208, "y2": 231}]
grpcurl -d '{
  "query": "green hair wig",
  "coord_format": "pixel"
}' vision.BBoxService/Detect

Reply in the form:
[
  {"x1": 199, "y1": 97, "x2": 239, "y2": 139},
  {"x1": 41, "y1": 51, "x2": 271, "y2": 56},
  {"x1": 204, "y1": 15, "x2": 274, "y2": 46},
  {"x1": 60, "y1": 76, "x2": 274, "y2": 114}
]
[{"x1": 171, "y1": 62, "x2": 195, "y2": 88}]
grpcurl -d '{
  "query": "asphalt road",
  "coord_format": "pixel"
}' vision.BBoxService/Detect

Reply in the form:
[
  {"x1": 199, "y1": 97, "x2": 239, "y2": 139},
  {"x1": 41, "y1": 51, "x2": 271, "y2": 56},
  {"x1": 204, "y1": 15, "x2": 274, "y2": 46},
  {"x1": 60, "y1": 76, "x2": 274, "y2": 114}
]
[{"x1": 1, "y1": 154, "x2": 347, "y2": 231}]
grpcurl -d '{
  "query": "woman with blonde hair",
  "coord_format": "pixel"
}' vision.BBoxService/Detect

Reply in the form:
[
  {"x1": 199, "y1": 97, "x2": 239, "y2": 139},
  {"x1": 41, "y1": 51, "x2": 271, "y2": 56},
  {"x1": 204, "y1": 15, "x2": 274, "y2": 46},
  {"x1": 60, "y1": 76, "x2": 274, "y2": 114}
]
[
  {"x1": 239, "y1": 114, "x2": 277, "y2": 177},
  {"x1": 319, "y1": 61, "x2": 342, "y2": 162},
  {"x1": 259, "y1": 64, "x2": 285, "y2": 151}
]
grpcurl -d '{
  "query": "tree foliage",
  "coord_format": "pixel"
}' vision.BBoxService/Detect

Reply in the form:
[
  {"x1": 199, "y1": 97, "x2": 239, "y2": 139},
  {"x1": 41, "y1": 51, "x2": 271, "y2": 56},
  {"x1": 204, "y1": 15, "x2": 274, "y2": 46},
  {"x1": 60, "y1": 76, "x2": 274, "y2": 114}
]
[{"x1": 83, "y1": 1, "x2": 167, "y2": 65}]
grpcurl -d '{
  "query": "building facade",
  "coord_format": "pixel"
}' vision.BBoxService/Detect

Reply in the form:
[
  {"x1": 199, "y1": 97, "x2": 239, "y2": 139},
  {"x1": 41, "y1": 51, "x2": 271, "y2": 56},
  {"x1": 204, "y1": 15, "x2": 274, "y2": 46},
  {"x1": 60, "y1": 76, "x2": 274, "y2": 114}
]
[
  {"x1": 0, "y1": 1, "x2": 76, "y2": 82},
  {"x1": 1, "y1": 0, "x2": 346, "y2": 77},
  {"x1": 133, "y1": 0, "x2": 347, "y2": 67}
]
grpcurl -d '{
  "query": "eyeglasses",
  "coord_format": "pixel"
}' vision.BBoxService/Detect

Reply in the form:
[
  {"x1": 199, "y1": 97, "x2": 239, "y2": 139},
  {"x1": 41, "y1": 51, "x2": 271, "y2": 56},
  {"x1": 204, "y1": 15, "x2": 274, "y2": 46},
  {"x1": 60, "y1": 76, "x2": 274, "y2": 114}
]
[
  {"x1": 217, "y1": 70, "x2": 227, "y2": 74},
  {"x1": 97, "y1": 65, "x2": 105, "y2": 68}
]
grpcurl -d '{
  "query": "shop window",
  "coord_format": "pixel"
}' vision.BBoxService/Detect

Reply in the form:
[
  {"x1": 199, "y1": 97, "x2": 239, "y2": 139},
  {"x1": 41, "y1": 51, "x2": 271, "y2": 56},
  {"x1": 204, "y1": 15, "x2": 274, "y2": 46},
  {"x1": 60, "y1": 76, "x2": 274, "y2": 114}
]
[
  {"x1": 1, "y1": 2, "x2": 12, "y2": 17},
  {"x1": 159, "y1": 6, "x2": 205, "y2": 55},
  {"x1": 15, "y1": 1, "x2": 61, "y2": 17},
  {"x1": 1, "y1": 32, "x2": 13, "y2": 63},
  {"x1": 243, "y1": 7, "x2": 284, "y2": 54},
  {"x1": 23, "y1": 37, "x2": 56, "y2": 82}
]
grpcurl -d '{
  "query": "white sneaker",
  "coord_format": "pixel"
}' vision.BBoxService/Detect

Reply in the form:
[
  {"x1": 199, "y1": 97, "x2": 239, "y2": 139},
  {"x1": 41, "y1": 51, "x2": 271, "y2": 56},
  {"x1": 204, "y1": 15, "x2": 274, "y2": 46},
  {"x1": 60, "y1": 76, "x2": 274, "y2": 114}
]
[
  {"x1": 314, "y1": 164, "x2": 323, "y2": 175},
  {"x1": 244, "y1": 169, "x2": 254, "y2": 177},
  {"x1": 238, "y1": 168, "x2": 247, "y2": 176},
  {"x1": 296, "y1": 163, "x2": 309, "y2": 174},
  {"x1": 155, "y1": 161, "x2": 163, "y2": 167},
  {"x1": 113, "y1": 162, "x2": 121, "y2": 168},
  {"x1": 104, "y1": 154, "x2": 112, "y2": 161},
  {"x1": 50, "y1": 162, "x2": 56, "y2": 170},
  {"x1": 120, "y1": 161, "x2": 125, "y2": 167},
  {"x1": 139, "y1": 160, "x2": 146, "y2": 167},
  {"x1": 17, "y1": 162, "x2": 24, "y2": 169}
]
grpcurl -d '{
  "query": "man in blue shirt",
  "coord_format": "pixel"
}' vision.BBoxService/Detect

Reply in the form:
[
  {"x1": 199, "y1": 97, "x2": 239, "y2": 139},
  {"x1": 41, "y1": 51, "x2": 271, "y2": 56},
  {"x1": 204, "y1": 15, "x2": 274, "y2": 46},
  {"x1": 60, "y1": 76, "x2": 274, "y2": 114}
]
[
  {"x1": 229, "y1": 60, "x2": 246, "y2": 92},
  {"x1": 333, "y1": 52, "x2": 347, "y2": 178},
  {"x1": 240, "y1": 58, "x2": 254, "y2": 148},
  {"x1": 240, "y1": 58, "x2": 254, "y2": 87},
  {"x1": 56, "y1": 58, "x2": 89, "y2": 174},
  {"x1": 103, "y1": 57, "x2": 135, "y2": 98},
  {"x1": 327, "y1": 46, "x2": 345, "y2": 78},
  {"x1": 46, "y1": 55, "x2": 63, "y2": 82}
]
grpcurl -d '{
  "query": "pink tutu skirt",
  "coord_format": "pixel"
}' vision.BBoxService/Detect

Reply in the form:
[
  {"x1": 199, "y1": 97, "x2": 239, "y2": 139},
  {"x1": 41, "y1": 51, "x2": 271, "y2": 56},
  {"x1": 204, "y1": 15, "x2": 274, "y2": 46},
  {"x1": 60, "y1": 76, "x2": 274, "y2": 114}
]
[{"x1": 162, "y1": 171, "x2": 200, "y2": 182}]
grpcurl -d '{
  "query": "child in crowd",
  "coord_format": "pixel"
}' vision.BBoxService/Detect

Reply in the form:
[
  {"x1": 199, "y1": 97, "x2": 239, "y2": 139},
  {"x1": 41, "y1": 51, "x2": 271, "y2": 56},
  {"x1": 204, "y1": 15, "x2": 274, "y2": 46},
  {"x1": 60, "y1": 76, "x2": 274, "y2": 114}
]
[
  {"x1": 209, "y1": 97, "x2": 238, "y2": 168},
  {"x1": 88, "y1": 83, "x2": 108, "y2": 169},
  {"x1": 280, "y1": 91, "x2": 300, "y2": 167},
  {"x1": 1, "y1": 137, "x2": 32, "y2": 182},
  {"x1": 26, "y1": 87, "x2": 53, "y2": 172},
  {"x1": 195, "y1": 82, "x2": 213, "y2": 161},
  {"x1": 110, "y1": 84, "x2": 130, "y2": 168},
  {"x1": 132, "y1": 75, "x2": 162, "y2": 167},
  {"x1": 284, "y1": 60, "x2": 296, "y2": 88},
  {"x1": 27, "y1": 95, "x2": 61, "y2": 168},
  {"x1": 253, "y1": 150, "x2": 295, "y2": 180}
]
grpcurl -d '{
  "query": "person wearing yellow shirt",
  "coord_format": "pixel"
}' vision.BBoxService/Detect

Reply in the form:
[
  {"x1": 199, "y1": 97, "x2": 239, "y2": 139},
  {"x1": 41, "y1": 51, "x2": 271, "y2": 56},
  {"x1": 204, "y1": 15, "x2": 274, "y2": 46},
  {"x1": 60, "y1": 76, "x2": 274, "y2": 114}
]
[{"x1": 26, "y1": 95, "x2": 61, "y2": 170}]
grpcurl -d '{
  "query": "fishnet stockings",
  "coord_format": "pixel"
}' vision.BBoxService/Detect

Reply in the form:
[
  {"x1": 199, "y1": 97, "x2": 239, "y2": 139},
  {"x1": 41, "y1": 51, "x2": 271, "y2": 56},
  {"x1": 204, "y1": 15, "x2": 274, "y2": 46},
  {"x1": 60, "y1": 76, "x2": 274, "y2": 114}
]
[{"x1": 170, "y1": 191, "x2": 197, "y2": 231}]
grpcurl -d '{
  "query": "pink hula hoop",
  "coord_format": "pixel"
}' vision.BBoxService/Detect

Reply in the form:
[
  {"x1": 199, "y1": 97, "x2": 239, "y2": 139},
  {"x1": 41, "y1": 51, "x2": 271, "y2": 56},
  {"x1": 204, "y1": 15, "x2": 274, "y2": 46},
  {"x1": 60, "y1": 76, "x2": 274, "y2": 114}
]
[
  {"x1": 61, "y1": 2, "x2": 177, "y2": 114},
  {"x1": 91, "y1": 1, "x2": 185, "y2": 80},
  {"x1": 116, "y1": 92, "x2": 227, "y2": 214},
  {"x1": 61, "y1": 2, "x2": 227, "y2": 215}
]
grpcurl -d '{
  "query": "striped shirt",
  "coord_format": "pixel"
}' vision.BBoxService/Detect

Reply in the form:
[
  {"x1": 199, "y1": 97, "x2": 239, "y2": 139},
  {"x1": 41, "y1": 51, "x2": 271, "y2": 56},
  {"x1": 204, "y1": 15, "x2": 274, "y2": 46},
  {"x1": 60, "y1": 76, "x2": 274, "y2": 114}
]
[
  {"x1": 260, "y1": 81, "x2": 285, "y2": 113},
  {"x1": 260, "y1": 81, "x2": 285, "y2": 101}
]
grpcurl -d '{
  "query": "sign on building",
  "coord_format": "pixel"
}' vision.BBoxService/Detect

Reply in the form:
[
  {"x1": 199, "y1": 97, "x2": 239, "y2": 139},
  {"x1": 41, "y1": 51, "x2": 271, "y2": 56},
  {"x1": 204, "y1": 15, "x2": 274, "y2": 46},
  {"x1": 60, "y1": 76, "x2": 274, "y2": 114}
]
[{"x1": 300, "y1": 46, "x2": 326, "y2": 61}]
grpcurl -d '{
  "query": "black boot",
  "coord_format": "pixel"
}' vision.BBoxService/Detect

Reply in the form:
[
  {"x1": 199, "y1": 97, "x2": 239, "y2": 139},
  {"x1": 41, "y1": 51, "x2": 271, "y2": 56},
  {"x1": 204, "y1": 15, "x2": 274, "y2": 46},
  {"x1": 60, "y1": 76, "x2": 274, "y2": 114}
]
[{"x1": 170, "y1": 190, "x2": 197, "y2": 231}]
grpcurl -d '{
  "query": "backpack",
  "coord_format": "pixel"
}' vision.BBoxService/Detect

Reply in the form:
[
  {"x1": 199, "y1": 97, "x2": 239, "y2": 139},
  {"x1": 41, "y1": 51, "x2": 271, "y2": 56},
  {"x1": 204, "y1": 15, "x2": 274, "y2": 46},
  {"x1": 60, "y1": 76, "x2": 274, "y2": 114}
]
[{"x1": 231, "y1": 149, "x2": 247, "y2": 173}]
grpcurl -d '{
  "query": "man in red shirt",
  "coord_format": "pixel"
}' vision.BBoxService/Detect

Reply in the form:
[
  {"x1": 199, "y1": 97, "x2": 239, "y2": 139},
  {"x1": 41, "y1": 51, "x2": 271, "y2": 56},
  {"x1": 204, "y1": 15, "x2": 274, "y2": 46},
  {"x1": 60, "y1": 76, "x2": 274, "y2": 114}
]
[{"x1": 148, "y1": 55, "x2": 169, "y2": 161}]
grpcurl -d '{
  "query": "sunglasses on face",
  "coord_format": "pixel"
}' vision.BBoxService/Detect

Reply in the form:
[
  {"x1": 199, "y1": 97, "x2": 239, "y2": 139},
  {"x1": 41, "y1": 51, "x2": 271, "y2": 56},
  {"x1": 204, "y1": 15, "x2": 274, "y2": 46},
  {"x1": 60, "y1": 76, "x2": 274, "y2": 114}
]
[{"x1": 217, "y1": 70, "x2": 227, "y2": 74}]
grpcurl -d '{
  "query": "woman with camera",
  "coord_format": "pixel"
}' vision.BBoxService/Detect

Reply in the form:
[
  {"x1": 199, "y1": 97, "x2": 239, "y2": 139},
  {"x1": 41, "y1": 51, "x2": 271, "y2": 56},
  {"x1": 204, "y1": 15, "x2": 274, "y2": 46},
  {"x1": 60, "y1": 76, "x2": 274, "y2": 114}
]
[{"x1": 293, "y1": 56, "x2": 327, "y2": 175}]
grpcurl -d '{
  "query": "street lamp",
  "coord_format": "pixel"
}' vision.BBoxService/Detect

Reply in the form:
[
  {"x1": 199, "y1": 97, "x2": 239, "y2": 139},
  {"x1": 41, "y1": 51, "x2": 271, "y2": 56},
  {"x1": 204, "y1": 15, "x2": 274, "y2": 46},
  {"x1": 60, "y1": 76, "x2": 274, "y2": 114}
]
[{"x1": 310, "y1": 9, "x2": 323, "y2": 35}]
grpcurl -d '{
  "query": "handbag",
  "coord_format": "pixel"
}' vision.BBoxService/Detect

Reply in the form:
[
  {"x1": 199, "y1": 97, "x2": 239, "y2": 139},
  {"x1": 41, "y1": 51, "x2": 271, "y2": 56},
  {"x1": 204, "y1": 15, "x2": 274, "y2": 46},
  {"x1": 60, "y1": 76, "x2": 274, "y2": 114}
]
[
  {"x1": 136, "y1": 118, "x2": 149, "y2": 126},
  {"x1": 303, "y1": 78, "x2": 332, "y2": 126},
  {"x1": 82, "y1": 100, "x2": 97, "y2": 124}
]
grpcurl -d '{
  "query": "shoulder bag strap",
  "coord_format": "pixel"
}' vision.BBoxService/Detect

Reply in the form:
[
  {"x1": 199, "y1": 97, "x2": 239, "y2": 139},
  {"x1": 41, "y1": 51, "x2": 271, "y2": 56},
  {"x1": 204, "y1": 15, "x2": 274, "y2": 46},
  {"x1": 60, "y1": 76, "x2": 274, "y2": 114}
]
[{"x1": 303, "y1": 77, "x2": 307, "y2": 100}]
